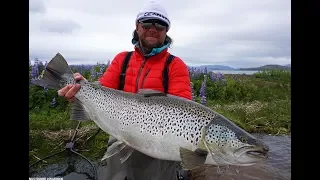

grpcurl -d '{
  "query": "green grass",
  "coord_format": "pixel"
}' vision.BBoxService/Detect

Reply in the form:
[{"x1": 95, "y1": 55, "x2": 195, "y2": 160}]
[
  {"x1": 29, "y1": 69, "x2": 291, "y2": 164},
  {"x1": 207, "y1": 99, "x2": 290, "y2": 135},
  {"x1": 29, "y1": 109, "x2": 109, "y2": 165}
]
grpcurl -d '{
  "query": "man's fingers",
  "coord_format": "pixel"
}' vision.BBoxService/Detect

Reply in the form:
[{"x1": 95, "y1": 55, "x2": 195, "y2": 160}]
[
  {"x1": 57, "y1": 85, "x2": 72, "y2": 96},
  {"x1": 74, "y1": 73, "x2": 84, "y2": 80},
  {"x1": 65, "y1": 84, "x2": 81, "y2": 99}
]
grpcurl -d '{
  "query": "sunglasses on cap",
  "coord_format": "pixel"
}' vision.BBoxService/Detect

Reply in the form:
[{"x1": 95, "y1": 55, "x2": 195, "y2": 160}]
[{"x1": 138, "y1": 19, "x2": 168, "y2": 31}]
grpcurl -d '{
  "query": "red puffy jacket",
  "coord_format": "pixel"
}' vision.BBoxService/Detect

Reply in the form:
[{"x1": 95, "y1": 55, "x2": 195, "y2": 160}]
[{"x1": 99, "y1": 46, "x2": 192, "y2": 100}]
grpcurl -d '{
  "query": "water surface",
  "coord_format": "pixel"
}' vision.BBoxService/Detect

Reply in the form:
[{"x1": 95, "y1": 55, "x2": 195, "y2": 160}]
[{"x1": 29, "y1": 134, "x2": 291, "y2": 180}]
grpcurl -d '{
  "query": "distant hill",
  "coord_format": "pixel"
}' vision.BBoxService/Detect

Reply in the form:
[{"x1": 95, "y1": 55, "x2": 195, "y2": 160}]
[
  {"x1": 69, "y1": 63, "x2": 291, "y2": 72},
  {"x1": 239, "y1": 64, "x2": 291, "y2": 71},
  {"x1": 190, "y1": 65, "x2": 236, "y2": 71}
]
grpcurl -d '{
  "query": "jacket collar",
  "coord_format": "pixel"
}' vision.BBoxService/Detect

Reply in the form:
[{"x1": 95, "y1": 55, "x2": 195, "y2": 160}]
[{"x1": 132, "y1": 39, "x2": 171, "y2": 57}]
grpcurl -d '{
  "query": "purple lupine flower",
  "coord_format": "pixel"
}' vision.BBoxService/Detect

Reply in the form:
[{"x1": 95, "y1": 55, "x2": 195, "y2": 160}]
[
  {"x1": 193, "y1": 71, "x2": 201, "y2": 79},
  {"x1": 209, "y1": 72, "x2": 226, "y2": 84},
  {"x1": 200, "y1": 76, "x2": 207, "y2": 106},
  {"x1": 190, "y1": 82, "x2": 196, "y2": 101},
  {"x1": 31, "y1": 64, "x2": 39, "y2": 79},
  {"x1": 204, "y1": 67, "x2": 207, "y2": 74},
  {"x1": 209, "y1": 73, "x2": 216, "y2": 82},
  {"x1": 201, "y1": 95, "x2": 206, "y2": 106},
  {"x1": 50, "y1": 97, "x2": 56, "y2": 107}
]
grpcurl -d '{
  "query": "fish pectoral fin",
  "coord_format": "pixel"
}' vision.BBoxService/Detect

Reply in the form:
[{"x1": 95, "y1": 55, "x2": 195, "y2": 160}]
[
  {"x1": 70, "y1": 98, "x2": 91, "y2": 121},
  {"x1": 119, "y1": 145, "x2": 134, "y2": 164},
  {"x1": 101, "y1": 141, "x2": 126, "y2": 161},
  {"x1": 202, "y1": 137, "x2": 228, "y2": 165},
  {"x1": 179, "y1": 147, "x2": 208, "y2": 170},
  {"x1": 137, "y1": 89, "x2": 167, "y2": 97},
  {"x1": 101, "y1": 140, "x2": 134, "y2": 164}
]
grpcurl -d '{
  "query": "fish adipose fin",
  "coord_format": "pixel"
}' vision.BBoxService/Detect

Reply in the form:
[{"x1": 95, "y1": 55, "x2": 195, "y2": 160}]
[
  {"x1": 31, "y1": 53, "x2": 73, "y2": 89},
  {"x1": 70, "y1": 98, "x2": 91, "y2": 121},
  {"x1": 179, "y1": 147, "x2": 208, "y2": 170},
  {"x1": 137, "y1": 89, "x2": 167, "y2": 97},
  {"x1": 102, "y1": 140, "x2": 134, "y2": 164}
]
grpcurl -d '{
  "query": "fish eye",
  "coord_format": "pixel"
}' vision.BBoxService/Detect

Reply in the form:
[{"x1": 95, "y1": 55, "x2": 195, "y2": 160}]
[{"x1": 240, "y1": 137, "x2": 247, "y2": 143}]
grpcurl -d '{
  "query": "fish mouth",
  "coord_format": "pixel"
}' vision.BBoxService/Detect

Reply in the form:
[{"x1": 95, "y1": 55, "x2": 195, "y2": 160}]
[
  {"x1": 246, "y1": 150, "x2": 268, "y2": 158},
  {"x1": 234, "y1": 146, "x2": 268, "y2": 159}
]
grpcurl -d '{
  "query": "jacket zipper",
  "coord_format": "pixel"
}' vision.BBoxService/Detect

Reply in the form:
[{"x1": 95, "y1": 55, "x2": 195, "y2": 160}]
[
  {"x1": 141, "y1": 68, "x2": 151, "y2": 89},
  {"x1": 135, "y1": 58, "x2": 147, "y2": 92}
]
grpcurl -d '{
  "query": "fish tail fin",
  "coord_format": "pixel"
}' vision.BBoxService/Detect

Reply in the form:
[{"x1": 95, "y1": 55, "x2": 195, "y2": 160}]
[{"x1": 31, "y1": 53, "x2": 73, "y2": 89}]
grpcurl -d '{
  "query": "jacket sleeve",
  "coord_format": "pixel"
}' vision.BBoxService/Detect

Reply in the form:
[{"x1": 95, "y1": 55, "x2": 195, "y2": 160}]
[
  {"x1": 99, "y1": 52, "x2": 127, "y2": 89},
  {"x1": 167, "y1": 57, "x2": 192, "y2": 100}
]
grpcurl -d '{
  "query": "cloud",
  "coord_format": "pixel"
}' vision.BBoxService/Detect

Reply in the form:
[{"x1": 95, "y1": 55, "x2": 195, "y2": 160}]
[
  {"x1": 29, "y1": 0, "x2": 46, "y2": 13},
  {"x1": 39, "y1": 18, "x2": 81, "y2": 34},
  {"x1": 29, "y1": 0, "x2": 291, "y2": 68}
]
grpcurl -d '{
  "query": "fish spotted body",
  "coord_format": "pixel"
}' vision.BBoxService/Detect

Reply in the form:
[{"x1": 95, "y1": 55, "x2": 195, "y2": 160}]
[{"x1": 32, "y1": 53, "x2": 269, "y2": 170}]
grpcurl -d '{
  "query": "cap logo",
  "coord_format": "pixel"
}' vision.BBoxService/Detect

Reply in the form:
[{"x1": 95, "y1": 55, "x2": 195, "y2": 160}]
[{"x1": 143, "y1": 12, "x2": 170, "y2": 23}]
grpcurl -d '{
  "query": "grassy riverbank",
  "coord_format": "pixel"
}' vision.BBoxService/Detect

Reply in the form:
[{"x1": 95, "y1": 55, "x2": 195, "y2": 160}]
[{"x1": 29, "y1": 69, "x2": 291, "y2": 164}]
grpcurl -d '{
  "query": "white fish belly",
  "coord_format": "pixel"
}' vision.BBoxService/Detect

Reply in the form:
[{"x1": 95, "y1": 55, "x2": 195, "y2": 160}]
[{"x1": 119, "y1": 127, "x2": 195, "y2": 162}]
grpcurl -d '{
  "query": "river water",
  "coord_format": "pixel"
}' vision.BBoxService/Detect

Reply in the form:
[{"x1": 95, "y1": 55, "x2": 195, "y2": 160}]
[
  {"x1": 188, "y1": 134, "x2": 291, "y2": 180},
  {"x1": 29, "y1": 134, "x2": 291, "y2": 180}
]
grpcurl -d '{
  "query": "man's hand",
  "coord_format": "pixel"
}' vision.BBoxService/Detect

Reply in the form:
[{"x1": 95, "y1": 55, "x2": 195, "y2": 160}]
[{"x1": 57, "y1": 73, "x2": 87, "y2": 102}]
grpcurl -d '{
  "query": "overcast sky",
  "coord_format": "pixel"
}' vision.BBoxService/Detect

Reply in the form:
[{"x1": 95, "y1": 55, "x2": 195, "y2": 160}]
[{"x1": 29, "y1": 0, "x2": 291, "y2": 68}]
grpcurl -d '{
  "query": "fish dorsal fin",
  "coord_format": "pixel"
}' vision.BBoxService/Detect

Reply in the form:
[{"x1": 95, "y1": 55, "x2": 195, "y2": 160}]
[
  {"x1": 137, "y1": 89, "x2": 167, "y2": 97},
  {"x1": 179, "y1": 147, "x2": 208, "y2": 170}
]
